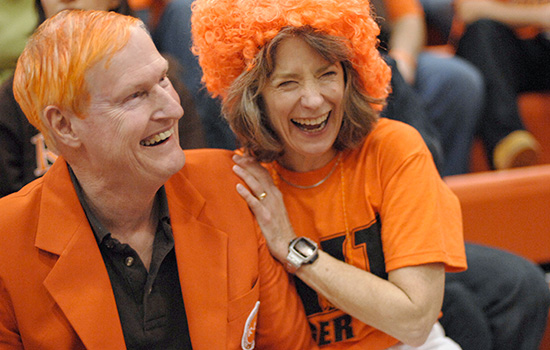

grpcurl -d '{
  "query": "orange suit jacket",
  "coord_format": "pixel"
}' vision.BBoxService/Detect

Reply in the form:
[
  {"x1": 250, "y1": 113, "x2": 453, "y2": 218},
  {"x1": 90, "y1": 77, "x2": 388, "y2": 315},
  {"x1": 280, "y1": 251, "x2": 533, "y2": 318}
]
[{"x1": 0, "y1": 149, "x2": 317, "y2": 350}]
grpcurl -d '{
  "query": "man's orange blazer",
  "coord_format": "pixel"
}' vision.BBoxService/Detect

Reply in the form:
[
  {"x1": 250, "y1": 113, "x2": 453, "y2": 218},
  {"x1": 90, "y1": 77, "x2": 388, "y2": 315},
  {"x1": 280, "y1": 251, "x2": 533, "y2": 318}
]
[{"x1": 0, "y1": 149, "x2": 317, "y2": 350}]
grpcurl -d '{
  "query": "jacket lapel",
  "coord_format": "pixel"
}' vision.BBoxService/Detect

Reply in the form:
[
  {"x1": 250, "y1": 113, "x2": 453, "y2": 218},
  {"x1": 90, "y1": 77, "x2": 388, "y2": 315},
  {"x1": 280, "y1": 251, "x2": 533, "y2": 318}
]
[
  {"x1": 166, "y1": 173, "x2": 229, "y2": 349},
  {"x1": 35, "y1": 159, "x2": 126, "y2": 350}
]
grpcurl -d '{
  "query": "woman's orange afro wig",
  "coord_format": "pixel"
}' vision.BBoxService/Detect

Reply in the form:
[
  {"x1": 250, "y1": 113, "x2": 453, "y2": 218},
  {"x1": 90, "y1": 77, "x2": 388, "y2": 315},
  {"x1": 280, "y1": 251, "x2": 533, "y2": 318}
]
[{"x1": 191, "y1": 0, "x2": 391, "y2": 101}]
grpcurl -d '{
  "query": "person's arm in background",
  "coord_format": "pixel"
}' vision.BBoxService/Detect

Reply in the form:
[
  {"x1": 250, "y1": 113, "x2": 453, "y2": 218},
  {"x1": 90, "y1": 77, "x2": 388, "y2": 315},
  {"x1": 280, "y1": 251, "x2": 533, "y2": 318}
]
[
  {"x1": 455, "y1": 0, "x2": 550, "y2": 29},
  {"x1": 0, "y1": 77, "x2": 42, "y2": 197},
  {"x1": 383, "y1": 0, "x2": 427, "y2": 84}
]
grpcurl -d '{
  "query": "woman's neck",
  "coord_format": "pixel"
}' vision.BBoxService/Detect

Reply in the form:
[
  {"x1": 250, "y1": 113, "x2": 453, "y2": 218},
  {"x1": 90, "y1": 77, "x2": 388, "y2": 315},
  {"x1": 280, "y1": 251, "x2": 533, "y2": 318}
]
[{"x1": 278, "y1": 149, "x2": 338, "y2": 172}]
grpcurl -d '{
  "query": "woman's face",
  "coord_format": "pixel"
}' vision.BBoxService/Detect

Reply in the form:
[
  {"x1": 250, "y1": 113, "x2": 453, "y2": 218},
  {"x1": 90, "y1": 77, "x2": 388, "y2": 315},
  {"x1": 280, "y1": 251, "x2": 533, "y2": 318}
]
[
  {"x1": 261, "y1": 36, "x2": 345, "y2": 172},
  {"x1": 41, "y1": 0, "x2": 120, "y2": 18}
]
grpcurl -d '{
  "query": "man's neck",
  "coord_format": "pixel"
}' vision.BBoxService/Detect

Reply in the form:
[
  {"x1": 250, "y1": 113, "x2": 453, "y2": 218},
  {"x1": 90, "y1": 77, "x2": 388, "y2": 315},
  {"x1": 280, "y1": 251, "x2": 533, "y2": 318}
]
[{"x1": 69, "y1": 164, "x2": 162, "y2": 269}]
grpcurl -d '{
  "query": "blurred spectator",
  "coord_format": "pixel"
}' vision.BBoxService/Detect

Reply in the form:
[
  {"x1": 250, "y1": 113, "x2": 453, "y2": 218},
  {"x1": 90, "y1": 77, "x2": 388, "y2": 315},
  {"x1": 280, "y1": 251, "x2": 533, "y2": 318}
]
[
  {"x1": 417, "y1": 0, "x2": 543, "y2": 170},
  {"x1": 453, "y1": 0, "x2": 544, "y2": 170},
  {"x1": 419, "y1": 0, "x2": 455, "y2": 42},
  {"x1": 374, "y1": 0, "x2": 484, "y2": 176},
  {"x1": 130, "y1": 0, "x2": 237, "y2": 149},
  {"x1": 0, "y1": 0, "x2": 38, "y2": 84}
]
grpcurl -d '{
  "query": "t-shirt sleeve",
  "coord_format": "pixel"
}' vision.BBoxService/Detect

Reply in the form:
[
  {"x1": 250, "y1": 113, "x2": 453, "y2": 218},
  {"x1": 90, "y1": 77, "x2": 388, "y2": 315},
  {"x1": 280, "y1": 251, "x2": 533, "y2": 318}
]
[{"x1": 371, "y1": 121, "x2": 467, "y2": 273}]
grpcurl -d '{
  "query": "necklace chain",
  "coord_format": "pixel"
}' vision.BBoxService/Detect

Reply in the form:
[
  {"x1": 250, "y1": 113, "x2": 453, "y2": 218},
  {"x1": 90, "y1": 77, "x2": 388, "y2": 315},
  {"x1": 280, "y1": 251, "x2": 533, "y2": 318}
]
[
  {"x1": 270, "y1": 152, "x2": 353, "y2": 272},
  {"x1": 275, "y1": 153, "x2": 342, "y2": 189}
]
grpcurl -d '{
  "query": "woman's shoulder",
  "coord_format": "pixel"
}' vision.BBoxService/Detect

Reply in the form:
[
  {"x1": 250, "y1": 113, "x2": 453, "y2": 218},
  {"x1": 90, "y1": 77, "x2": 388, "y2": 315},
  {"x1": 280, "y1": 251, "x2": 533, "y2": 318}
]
[
  {"x1": 350, "y1": 118, "x2": 436, "y2": 180},
  {"x1": 363, "y1": 118, "x2": 428, "y2": 154}
]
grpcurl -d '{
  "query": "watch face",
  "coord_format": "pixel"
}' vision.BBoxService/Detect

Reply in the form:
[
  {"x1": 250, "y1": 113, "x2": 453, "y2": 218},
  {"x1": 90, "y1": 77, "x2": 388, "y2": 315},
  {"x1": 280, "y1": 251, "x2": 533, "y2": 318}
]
[{"x1": 295, "y1": 238, "x2": 316, "y2": 258}]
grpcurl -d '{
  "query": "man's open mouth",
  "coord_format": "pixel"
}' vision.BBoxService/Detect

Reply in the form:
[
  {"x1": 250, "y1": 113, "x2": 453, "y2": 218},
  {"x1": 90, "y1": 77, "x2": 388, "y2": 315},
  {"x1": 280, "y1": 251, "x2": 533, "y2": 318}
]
[{"x1": 140, "y1": 127, "x2": 174, "y2": 146}]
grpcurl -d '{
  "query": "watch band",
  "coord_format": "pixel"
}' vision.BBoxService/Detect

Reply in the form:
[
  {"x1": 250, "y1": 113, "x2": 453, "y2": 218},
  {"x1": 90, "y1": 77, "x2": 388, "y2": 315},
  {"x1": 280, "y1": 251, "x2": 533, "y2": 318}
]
[{"x1": 285, "y1": 237, "x2": 319, "y2": 274}]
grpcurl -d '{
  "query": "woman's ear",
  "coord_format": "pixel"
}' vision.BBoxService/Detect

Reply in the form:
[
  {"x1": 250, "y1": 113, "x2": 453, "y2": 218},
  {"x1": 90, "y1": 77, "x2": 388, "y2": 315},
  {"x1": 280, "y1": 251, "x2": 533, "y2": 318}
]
[{"x1": 43, "y1": 105, "x2": 82, "y2": 148}]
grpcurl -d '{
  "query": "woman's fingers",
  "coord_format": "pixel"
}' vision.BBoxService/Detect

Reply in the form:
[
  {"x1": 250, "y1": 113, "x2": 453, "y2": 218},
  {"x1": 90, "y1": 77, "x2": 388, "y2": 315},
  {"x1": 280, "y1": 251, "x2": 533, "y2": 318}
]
[
  {"x1": 232, "y1": 163, "x2": 266, "y2": 201},
  {"x1": 232, "y1": 154, "x2": 275, "y2": 199}
]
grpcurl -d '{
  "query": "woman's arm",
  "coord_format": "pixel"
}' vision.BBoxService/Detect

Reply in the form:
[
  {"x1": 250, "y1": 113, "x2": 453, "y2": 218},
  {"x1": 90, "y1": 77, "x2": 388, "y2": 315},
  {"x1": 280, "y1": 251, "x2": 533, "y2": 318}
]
[{"x1": 232, "y1": 154, "x2": 444, "y2": 346}]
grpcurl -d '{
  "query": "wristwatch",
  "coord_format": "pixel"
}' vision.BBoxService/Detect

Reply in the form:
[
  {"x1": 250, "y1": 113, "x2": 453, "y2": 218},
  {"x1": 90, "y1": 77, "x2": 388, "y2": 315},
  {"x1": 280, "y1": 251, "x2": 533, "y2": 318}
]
[{"x1": 285, "y1": 237, "x2": 319, "y2": 274}]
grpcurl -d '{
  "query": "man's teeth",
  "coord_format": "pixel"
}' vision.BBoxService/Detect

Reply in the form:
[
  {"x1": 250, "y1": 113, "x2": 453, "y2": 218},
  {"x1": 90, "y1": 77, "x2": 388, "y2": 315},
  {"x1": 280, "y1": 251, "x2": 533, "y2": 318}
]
[{"x1": 140, "y1": 128, "x2": 173, "y2": 146}]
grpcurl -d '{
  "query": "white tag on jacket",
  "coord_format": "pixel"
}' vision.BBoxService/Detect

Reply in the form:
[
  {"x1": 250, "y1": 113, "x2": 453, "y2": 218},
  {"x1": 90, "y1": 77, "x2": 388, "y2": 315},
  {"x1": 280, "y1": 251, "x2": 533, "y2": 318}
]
[{"x1": 241, "y1": 301, "x2": 260, "y2": 350}]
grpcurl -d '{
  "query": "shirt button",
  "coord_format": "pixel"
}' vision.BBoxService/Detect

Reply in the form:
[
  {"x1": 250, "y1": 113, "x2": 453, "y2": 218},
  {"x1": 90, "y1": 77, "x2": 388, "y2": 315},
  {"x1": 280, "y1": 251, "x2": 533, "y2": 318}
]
[{"x1": 125, "y1": 256, "x2": 135, "y2": 267}]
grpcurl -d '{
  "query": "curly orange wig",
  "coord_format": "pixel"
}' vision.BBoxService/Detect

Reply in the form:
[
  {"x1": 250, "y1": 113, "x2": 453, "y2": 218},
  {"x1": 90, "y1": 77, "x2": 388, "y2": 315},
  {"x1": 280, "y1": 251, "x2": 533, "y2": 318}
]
[{"x1": 191, "y1": 0, "x2": 391, "y2": 102}]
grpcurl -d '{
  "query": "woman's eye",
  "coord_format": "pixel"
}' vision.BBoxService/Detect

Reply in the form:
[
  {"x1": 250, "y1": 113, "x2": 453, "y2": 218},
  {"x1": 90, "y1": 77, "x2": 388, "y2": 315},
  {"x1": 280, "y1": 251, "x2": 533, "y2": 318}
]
[{"x1": 278, "y1": 81, "x2": 296, "y2": 88}]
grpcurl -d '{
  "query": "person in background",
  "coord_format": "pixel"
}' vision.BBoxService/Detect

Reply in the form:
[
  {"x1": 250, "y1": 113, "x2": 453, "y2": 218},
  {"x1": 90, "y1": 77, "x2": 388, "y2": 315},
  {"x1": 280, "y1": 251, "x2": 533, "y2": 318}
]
[
  {"x1": 0, "y1": 9, "x2": 317, "y2": 349},
  {"x1": 129, "y1": 0, "x2": 237, "y2": 149},
  {"x1": 0, "y1": 0, "x2": 206, "y2": 198},
  {"x1": 193, "y1": 0, "x2": 467, "y2": 348},
  {"x1": 453, "y1": 0, "x2": 545, "y2": 170},
  {"x1": 374, "y1": 0, "x2": 484, "y2": 177},
  {"x1": 418, "y1": 0, "x2": 542, "y2": 171},
  {"x1": 418, "y1": 0, "x2": 455, "y2": 42},
  {"x1": 0, "y1": 0, "x2": 37, "y2": 84}
]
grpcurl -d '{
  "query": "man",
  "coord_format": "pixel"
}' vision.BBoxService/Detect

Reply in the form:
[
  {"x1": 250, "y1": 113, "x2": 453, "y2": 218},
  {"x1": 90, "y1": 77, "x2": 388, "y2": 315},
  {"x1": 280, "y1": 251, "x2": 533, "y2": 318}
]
[
  {"x1": 0, "y1": 9, "x2": 316, "y2": 349},
  {"x1": 0, "y1": 0, "x2": 207, "y2": 198}
]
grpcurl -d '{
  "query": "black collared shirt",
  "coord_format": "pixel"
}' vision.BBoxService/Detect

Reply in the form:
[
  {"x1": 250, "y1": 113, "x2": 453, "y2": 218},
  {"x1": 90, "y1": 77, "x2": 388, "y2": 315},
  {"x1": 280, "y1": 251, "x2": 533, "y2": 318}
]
[{"x1": 69, "y1": 168, "x2": 192, "y2": 349}]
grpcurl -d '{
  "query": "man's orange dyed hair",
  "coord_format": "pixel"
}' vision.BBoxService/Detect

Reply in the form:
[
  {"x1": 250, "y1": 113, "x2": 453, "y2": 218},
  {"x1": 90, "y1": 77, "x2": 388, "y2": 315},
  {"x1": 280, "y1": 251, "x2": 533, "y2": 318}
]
[
  {"x1": 191, "y1": 0, "x2": 391, "y2": 102},
  {"x1": 13, "y1": 9, "x2": 141, "y2": 147}
]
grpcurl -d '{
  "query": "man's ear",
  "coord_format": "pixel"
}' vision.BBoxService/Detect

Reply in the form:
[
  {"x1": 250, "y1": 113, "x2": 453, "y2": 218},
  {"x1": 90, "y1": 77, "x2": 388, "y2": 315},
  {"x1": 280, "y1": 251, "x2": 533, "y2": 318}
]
[{"x1": 43, "y1": 105, "x2": 82, "y2": 148}]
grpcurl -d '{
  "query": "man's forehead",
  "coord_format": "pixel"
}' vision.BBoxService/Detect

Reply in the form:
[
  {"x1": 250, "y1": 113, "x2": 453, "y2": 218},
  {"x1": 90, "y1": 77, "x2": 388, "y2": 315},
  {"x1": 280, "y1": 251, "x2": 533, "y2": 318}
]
[{"x1": 90, "y1": 26, "x2": 161, "y2": 74}]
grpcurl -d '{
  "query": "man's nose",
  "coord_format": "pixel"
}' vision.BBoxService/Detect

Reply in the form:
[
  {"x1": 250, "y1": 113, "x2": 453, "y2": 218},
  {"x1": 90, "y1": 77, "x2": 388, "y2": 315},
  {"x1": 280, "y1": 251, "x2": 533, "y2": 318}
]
[{"x1": 152, "y1": 84, "x2": 184, "y2": 121}]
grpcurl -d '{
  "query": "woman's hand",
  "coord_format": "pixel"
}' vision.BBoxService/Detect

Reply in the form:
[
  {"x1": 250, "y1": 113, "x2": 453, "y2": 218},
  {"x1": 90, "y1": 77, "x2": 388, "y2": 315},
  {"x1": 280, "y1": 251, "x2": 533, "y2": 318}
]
[{"x1": 232, "y1": 154, "x2": 296, "y2": 263}]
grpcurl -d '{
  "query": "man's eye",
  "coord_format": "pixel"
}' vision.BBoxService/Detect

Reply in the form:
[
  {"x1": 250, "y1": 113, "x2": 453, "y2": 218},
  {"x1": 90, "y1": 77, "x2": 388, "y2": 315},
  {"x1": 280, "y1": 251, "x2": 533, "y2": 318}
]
[
  {"x1": 160, "y1": 75, "x2": 171, "y2": 86},
  {"x1": 123, "y1": 91, "x2": 146, "y2": 104},
  {"x1": 130, "y1": 91, "x2": 145, "y2": 99}
]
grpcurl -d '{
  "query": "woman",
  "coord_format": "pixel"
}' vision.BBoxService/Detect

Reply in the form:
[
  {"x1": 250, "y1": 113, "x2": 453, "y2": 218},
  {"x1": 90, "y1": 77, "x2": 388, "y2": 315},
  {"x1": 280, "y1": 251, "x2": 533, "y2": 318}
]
[{"x1": 191, "y1": 0, "x2": 467, "y2": 348}]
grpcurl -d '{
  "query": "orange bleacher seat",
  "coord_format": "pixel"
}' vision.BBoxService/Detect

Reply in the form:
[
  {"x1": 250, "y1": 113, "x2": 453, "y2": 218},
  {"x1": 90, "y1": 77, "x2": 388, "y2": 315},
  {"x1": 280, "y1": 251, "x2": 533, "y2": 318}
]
[
  {"x1": 445, "y1": 165, "x2": 550, "y2": 264},
  {"x1": 445, "y1": 165, "x2": 550, "y2": 350}
]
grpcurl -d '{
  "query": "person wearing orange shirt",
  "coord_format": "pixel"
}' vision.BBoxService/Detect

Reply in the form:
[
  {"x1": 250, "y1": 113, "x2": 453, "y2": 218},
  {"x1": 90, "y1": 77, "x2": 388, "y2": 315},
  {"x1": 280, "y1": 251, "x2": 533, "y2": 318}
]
[{"x1": 192, "y1": 0, "x2": 468, "y2": 348}]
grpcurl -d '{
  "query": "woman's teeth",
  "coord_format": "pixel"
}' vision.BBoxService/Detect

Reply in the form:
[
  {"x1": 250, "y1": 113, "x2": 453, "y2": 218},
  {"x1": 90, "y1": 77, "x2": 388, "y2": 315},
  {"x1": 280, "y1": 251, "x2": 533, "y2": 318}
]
[
  {"x1": 140, "y1": 128, "x2": 173, "y2": 146},
  {"x1": 291, "y1": 113, "x2": 329, "y2": 132}
]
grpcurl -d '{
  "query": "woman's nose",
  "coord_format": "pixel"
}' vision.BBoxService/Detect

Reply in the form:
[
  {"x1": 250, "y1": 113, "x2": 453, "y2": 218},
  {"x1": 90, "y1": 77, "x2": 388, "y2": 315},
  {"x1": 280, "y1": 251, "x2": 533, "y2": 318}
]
[{"x1": 300, "y1": 83, "x2": 324, "y2": 109}]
